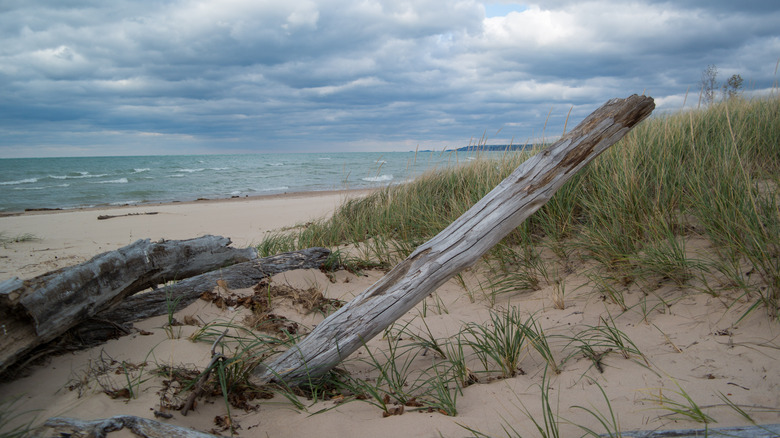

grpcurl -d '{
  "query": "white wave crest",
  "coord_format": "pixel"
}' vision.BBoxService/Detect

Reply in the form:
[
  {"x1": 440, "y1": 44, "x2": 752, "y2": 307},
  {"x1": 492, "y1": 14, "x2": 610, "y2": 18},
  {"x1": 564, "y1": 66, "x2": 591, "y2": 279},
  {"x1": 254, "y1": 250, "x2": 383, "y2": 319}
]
[
  {"x1": 1, "y1": 178, "x2": 38, "y2": 185},
  {"x1": 362, "y1": 174, "x2": 394, "y2": 182},
  {"x1": 49, "y1": 173, "x2": 107, "y2": 180}
]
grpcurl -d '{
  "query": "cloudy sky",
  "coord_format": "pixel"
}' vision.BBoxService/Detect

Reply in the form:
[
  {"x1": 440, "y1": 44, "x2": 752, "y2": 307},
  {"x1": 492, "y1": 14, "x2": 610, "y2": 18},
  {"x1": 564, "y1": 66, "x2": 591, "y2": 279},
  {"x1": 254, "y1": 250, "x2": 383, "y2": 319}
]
[{"x1": 1, "y1": 1, "x2": 778, "y2": 158}]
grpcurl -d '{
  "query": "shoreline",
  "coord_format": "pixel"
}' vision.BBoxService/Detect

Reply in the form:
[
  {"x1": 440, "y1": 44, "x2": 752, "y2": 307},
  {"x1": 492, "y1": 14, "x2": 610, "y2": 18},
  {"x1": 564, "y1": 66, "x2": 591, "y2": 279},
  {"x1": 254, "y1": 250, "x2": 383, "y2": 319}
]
[
  {"x1": 0, "y1": 187, "x2": 376, "y2": 218},
  {"x1": 0, "y1": 187, "x2": 374, "y2": 280}
]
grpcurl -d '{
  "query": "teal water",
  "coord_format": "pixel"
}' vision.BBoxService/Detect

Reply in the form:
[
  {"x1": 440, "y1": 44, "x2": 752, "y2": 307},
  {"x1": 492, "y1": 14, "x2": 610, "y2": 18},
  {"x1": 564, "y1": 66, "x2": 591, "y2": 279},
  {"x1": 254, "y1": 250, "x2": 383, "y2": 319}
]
[{"x1": 0, "y1": 152, "x2": 490, "y2": 212}]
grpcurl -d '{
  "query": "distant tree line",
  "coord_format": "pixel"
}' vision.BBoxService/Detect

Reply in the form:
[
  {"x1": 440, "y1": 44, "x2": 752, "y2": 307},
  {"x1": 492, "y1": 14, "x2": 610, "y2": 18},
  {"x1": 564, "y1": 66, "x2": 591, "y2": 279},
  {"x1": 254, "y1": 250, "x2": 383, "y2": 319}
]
[
  {"x1": 453, "y1": 144, "x2": 534, "y2": 152},
  {"x1": 417, "y1": 144, "x2": 535, "y2": 153}
]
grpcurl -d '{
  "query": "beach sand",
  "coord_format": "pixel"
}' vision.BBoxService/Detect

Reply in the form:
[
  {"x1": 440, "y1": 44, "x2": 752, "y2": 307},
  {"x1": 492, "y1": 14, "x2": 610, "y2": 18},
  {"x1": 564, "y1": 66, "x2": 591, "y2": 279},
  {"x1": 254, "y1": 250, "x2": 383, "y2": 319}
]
[
  {"x1": 1, "y1": 189, "x2": 778, "y2": 437},
  {"x1": 0, "y1": 190, "x2": 371, "y2": 280}
]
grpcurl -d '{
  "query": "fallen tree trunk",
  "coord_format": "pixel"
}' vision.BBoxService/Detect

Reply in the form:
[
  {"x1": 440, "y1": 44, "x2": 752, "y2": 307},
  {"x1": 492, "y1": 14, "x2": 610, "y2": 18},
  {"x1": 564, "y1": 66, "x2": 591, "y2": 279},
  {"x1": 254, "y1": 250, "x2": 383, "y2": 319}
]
[
  {"x1": 251, "y1": 95, "x2": 655, "y2": 386},
  {"x1": 2, "y1": 247, "x2": 330, "y2": 375},
  {"x1": 0, "y1": 235, "x2": 256, "y2": 374}
]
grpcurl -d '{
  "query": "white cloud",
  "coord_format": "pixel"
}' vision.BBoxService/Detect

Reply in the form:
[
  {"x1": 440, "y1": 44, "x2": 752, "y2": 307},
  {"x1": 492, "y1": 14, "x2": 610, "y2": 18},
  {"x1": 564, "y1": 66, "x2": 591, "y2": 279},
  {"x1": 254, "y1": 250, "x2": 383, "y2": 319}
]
[
  {"x1": 305, "y1": 77, "x2": 388, "y2": 97},
  {"x1": 284, "y1": 2, "x2": 320, "y2": 31},
  {"x1": 482, "y1": 6, "x2": 580, "y2": 48}
]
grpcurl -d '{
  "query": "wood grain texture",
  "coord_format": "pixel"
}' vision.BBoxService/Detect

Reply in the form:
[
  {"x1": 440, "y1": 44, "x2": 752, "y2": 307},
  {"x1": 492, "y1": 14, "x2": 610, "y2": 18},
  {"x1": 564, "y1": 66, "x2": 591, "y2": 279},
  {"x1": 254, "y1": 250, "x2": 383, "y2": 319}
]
[
  {"x1": 0, "y1": 235, "x2": 255, "y2": 374},
  {"x1": 98, "y1": 247, "x2": 331, "y2": 323}
]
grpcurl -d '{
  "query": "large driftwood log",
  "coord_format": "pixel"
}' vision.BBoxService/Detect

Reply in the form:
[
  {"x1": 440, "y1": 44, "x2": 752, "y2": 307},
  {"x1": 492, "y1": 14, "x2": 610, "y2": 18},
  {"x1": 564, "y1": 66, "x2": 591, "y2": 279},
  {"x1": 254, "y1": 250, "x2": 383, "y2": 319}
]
[
  {"x1": 44, "y1": 415, "x2": 218, "y2": 438},
  {"x1": 252, "y1": 95, "x2": 655, "y2": 386},
  {"x1": 0, "y1": 235, "x2": 255, "y2": 374}
]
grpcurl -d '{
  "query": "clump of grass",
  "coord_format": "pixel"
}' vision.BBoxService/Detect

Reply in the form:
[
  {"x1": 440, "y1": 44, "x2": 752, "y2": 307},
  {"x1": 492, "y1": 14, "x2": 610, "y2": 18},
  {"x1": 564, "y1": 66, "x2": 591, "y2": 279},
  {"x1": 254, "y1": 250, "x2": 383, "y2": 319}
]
[
  {"x1": 521, "y1": 313, "x2": 562, "y2": 374},
  {"x1": 163, "y1": 289, "x2": 184, "y2": 339},
  {"x1": 321, "y1": 248, "x2": 389, "y2": 275},
  {"x1": 419, "y1": 362, "x2": 459, "y2": 416},
  {"x1": 477, "y1": 245, "x2": 549, "y2": 307},
  {"x1": 464, "y1": 306, "x2": 528, "y2": 378},
  {"x1": 644, "y1": 380, "x2": 716, "y2": 426},
  {"x1": 587, "y1": 273, "x2": 628, "y2": 312},
  {"x1": 565, "y1": 315, "x2": 646, "y2": 374},
  {"x1": 550, "y1": 276, "x2": 566, "y2": 310},
  {"x1": 0, "y1": 232, "x2": 39, "y2": 247},
  {"x1": 442, "y1": 334, "x2": 479, "y2": 388},
  {"x1": 486, "y1": 265, "x2": 542, "y2": 297},
  {"x1": 634, "y1": 218, "x2": 708, "y2": 286},
  {"x1": 359, "y1": 330, "x2": 422, "y2": 406},
  {"x1": 401, "y1": 320, "x2": 478, "y2": 389}
]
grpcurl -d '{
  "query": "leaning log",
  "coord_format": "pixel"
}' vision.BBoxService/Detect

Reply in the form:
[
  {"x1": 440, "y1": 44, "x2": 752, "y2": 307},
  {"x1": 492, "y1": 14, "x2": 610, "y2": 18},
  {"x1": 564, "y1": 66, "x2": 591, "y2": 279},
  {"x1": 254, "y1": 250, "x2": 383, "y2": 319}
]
[
  {"x1": 0, "y1": 235, "x2": 256, "y2": 374},
  {"x1": 251, "y1": 95, "x2": 655, "y2": 386}
]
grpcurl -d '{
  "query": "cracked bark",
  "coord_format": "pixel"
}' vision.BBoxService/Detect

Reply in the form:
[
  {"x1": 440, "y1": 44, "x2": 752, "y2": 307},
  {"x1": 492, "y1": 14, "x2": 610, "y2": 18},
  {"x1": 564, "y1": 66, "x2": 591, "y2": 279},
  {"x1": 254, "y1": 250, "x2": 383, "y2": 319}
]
[{"x1": 0, "y1": 235, "x2": 256, "y2": 374}]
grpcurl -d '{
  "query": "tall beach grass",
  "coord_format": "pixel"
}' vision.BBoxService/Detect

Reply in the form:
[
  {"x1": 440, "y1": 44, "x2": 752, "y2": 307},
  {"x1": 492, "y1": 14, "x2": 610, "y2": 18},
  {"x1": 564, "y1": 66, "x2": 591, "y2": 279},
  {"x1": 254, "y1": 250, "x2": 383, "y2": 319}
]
[{"x1": 260, "y1": 95, "x2": 779, "y2": 319}]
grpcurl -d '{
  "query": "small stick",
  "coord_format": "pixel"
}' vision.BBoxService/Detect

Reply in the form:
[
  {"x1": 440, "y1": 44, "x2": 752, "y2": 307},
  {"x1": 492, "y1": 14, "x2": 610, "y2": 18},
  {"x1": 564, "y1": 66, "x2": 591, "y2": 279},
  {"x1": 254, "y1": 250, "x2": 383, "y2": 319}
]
[
  {"x1": 97, "y1": 212, "x2": 158, "y2": 220},
  {"x1": 181, "y1": 329, "x2": 229, "y2": 416}
]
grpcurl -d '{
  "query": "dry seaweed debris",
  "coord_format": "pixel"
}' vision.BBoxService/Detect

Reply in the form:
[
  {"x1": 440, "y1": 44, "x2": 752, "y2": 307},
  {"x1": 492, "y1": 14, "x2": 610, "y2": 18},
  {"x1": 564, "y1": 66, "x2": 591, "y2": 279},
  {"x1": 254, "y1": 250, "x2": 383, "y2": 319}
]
[
  {"x1": 250, "y1": 277, "x2": 344, "y2": 314},
  {"x1": 197, "y1": 277, "x2": 344, "y2": 336}
]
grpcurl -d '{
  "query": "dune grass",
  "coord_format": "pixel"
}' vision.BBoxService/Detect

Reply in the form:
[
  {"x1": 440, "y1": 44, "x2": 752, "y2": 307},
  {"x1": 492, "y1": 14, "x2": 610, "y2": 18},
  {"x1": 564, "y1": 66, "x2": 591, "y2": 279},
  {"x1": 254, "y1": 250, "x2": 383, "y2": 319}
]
[{"x1": 260, "y1": 95, "x2": 780, "y2": 320}]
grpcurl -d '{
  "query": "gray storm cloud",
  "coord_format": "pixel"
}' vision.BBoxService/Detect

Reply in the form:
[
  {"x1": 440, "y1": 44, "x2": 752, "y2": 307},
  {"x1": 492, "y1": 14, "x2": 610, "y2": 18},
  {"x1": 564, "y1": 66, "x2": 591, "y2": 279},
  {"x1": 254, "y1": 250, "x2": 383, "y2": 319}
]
[{"x1": 1, "y1": 0, "x2": 778, "y2": 157}]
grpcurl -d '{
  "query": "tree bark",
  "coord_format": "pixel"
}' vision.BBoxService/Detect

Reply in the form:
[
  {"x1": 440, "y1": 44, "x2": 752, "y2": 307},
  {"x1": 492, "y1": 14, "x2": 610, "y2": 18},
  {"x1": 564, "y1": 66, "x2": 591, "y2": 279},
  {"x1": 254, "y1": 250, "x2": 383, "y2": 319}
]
[
  {"x1": 251, "y1": 94, "x2": 655, "y2": 386},
  {"x1": 0, "y1": 235, "x2": 255, "y2": 374},
  {"x1": 97, "y1": 247, "x2": 331, "y2": 323}
]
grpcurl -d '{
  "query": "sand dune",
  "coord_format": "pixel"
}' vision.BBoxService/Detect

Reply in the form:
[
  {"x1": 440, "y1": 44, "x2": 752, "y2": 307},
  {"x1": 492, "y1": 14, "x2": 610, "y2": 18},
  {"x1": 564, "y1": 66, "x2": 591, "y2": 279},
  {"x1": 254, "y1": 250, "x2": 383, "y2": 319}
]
[{"x1": 1, "y1": 190, "x2": 778, "y2": 437}]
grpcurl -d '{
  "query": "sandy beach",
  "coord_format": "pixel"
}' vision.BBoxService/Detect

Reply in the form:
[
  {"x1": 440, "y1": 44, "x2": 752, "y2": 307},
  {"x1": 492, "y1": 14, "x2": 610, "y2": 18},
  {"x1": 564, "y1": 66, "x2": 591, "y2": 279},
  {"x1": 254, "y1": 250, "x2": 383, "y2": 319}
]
[
  {"x1": 0, "y1": 190, "x2": 371, "y2": 280},
  {"x1": 1, "y1": 189, "x2": 778, "y2": 437}
]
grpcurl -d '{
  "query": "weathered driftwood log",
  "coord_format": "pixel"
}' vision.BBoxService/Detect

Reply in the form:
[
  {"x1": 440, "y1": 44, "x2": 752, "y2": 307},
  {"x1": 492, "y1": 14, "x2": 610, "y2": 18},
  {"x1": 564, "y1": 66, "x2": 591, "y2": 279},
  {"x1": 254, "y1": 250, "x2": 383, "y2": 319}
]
[
  {"x1": 2, "y1": 247, "x2": 330, "y2": 375},
  {"x1": 97, "y1": 247, "x2": 331, "y2": 323},
  {"x1": 251, "y1": 95, "x2": 655, "y2": 386},
  {"x1": 44, "y1": 415, "x2": 218, "y2": 438},
  {"x1": 0, "y1": 235, "x2": 255, "y2": 374}
]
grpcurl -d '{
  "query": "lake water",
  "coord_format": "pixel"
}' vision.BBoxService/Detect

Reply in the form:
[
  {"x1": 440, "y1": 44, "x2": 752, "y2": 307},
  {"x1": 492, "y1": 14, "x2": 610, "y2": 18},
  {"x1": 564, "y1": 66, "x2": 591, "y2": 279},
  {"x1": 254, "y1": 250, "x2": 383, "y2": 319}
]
[{"x1": 0, "y1": 151, "x2": 492, "y2": 212}]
